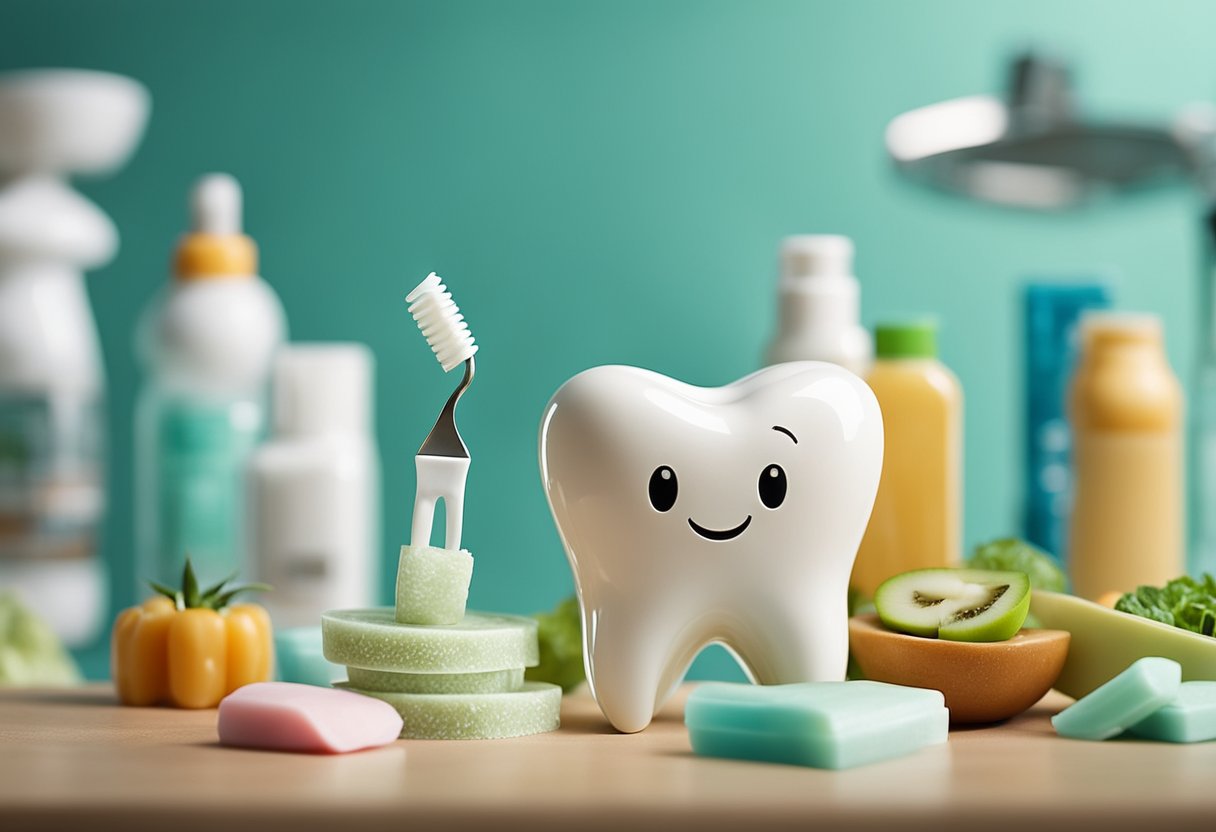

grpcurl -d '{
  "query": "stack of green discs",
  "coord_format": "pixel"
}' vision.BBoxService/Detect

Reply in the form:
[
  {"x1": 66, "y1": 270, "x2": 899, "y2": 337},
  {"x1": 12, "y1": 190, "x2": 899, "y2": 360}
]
[{"x1": 321, "y1": 545, "x2": 561, "y2": 740}]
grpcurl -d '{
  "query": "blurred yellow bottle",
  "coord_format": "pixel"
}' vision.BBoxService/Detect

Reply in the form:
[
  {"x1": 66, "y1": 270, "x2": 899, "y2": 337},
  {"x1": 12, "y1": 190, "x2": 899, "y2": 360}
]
[
  {"x1": 1068, "y1": 314, "x2": 1183, "y2": 600},
  {"x1": 852, "y1": 322, "x2": 963, "y2": 598}
]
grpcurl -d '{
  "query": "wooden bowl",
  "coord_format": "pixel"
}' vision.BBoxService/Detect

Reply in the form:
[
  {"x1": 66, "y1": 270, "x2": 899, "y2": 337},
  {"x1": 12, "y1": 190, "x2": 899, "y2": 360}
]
[{"x1": 848, "y1": 613, "x2": 1071, "y2": 724}]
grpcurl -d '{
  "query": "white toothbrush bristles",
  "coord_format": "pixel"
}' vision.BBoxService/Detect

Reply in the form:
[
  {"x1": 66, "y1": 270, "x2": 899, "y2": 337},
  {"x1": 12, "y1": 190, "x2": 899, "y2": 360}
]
[{"x1": 406, "y1": 272, "x2": 478, "y2": 372}]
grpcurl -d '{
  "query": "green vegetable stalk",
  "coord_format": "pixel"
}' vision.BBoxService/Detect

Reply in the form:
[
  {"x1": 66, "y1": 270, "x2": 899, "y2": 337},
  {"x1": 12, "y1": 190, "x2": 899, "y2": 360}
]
[
  {"x1": 148, "y1": 558, "x2": 271, "y2": 611},
  {"x1": 1115, "y1": 574, "x2": 1216, "y2": 637}
]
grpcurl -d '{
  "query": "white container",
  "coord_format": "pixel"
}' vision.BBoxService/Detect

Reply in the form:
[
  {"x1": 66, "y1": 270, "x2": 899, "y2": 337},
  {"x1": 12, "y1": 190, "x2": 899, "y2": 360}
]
[
  {"x1": 248, "y1": 344, "x2": 379, "y2": 628},
  {"x1": 763, "y1": 235, "x2": 873, "y2": 375},
  {"x1": 0, "y1": 69, "x2": 149, "y2": 647},
  {"x1": 135, "y1": 174, "x2": 286, "y2": 592}
]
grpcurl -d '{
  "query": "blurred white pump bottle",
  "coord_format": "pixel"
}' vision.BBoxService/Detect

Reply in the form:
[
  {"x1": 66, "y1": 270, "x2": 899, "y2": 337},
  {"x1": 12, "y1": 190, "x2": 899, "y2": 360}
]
[
  {"x1": 135, "y1": 174, "x2": 286, "y2": 592},
  {"x1": 763, "y1": 234, "x2": 872, "y2": 375},
  {"x1": 0, "y1": 69, "x2": 149, "y2": 646},
  {"x1": 247, "y1": 344, "x2": 380, "y2": 628}
]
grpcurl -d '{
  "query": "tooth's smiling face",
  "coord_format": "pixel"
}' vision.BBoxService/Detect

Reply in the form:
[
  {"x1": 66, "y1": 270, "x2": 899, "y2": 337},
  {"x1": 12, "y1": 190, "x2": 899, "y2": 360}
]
[
  {"x1": 539, "y1": 362, "x2": 884, "y2": 733},
  {"x1": 541, "y1": 363, "x2": 882, "y2": 583},
  {"x1": 647, "y1": 424, "x2": 796, "y2": 543}
]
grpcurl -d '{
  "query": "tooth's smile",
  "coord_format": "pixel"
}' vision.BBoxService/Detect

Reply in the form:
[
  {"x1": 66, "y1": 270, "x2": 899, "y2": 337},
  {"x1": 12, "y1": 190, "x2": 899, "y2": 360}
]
[{"x1": 687, "y1": 515, "x2": 752, "y2": 541}]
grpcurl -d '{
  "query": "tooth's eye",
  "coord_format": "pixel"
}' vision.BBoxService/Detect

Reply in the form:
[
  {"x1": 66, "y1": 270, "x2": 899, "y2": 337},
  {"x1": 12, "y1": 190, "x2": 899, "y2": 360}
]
[
  {"x1": 648, "y1": 466, "x2": 678, "y2": 512},
  {"x1": 759, "y1": 464, "x2": 787, "y2": 509}
]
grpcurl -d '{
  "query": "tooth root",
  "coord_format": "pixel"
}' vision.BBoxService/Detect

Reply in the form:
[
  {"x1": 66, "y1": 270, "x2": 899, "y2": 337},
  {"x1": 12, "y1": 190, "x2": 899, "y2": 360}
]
[
  {"x1": 584, "y1": 601, "x2": 678, "y2": 734},
  {"x1": 587, "y1": 595, "x2": 852, "y2": 732},
  {"x1": 732, "y1": 599, "x2": 851, "y2": 684}
]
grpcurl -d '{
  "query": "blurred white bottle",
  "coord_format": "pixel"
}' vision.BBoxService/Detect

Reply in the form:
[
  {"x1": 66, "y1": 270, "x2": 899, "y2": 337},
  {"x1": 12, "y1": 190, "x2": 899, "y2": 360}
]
[
  {"x1": 0, "y1": 69, "x2": 149, "y2": 646},
  {"x1": 247, "y1": 345, "x2": 379, "y2": 627},
  {"x1": 763, "y1": 234, "x2": 872, "y2": 375},
  {"x1": 135, "y1": 174, "x2": 286, "y2": 591}
]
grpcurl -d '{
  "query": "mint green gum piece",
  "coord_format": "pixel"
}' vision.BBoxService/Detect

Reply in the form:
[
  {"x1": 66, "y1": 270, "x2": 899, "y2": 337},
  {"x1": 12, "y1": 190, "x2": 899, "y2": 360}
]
[
  {"x1": 275, "y1": 626, "x2": 343, "y2": 687},
  {"x1": 1128, "y1": 681, "x2": 1216, "y2": 743},
  {"x1": 337, "y1": 681, "x2": 562, "y2": 740},
  {"x1": 322, "y1": 608, "x2": 538, "y2": 674},
  {"x1": 395, "y1": 545, "x2": 474, "y2": 626},
  {"x1": 1052, "y1": 656, "x2": 1182, "y2": 741},
  {"x1": 346, "y1": 666, "x2": 525, "y2": 695},
  {"x1": 685, "y1": 681, "x2": 949, "y2": 770}
]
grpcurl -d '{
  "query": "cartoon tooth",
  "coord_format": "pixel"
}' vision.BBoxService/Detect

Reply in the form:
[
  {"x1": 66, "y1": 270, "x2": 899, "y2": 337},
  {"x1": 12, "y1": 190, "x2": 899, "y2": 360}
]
[{"x1": 539, "y1": 363, "x2": 883, "y2": 733}]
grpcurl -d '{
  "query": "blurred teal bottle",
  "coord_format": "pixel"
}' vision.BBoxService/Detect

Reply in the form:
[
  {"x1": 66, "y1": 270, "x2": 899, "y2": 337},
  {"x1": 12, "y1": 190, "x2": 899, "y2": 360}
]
[
  {"x1": 1194, "y1": 204, "x2": 1216, "y2": 578},
  {"x1": 1023, "y1": 281, "x2": 1111, "y2": 563},
  {"x1": 134, "y1": 174, "x2": 286, "y2": 592}
]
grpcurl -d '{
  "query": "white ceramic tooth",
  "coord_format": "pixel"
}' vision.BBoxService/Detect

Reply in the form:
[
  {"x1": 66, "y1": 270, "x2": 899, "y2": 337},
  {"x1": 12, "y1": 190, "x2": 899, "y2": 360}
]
[{"x1": 539, "y1": 362, "x2": 883, "y2": 733}]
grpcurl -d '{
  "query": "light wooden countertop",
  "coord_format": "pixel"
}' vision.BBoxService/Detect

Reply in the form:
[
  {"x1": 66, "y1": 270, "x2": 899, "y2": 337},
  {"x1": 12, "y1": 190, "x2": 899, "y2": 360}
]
[{"x1": 1, "y1": 684, "x2": 1213, "y2": 831}]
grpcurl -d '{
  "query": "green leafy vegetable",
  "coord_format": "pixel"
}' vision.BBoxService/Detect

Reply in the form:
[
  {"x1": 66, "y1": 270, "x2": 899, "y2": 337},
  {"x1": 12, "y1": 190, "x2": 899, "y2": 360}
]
[
  {"x1": 525, "y1": 595, "x2": 585, "y2": 693},
  {"x1": 967, "y1": 538, "x2": 1068, "y2": 593},
  {"x1": 0, "y1": 592, "x2": 81, "y2": 687},
  {"x1": 1115, "y1": 575, "x2": 1216, "y2": 637}
]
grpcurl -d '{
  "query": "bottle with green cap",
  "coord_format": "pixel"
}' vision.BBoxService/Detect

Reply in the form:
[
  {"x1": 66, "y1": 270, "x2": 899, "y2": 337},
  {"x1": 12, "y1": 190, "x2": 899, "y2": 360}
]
[{"x1": 851, "y1": 321, "x2": 963, "y2": 597}]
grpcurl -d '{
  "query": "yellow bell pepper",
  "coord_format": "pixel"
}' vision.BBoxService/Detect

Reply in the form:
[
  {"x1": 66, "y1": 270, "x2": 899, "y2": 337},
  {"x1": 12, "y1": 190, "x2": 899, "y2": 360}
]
[{"x1": 112, "y1": 560, "x2": 273, "y2": 709}]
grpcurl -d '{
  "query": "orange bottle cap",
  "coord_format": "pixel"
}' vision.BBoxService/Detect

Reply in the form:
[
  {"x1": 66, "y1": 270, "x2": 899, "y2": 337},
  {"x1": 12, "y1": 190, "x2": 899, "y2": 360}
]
[{"x1": 173, "y1": 173, "x2": 258, "y2": 280}]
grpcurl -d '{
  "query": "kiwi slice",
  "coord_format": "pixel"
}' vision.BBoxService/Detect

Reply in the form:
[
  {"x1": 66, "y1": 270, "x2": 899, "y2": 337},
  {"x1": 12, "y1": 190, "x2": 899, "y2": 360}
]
[{"x1": 874, "y1": 568, "x2": 1031, "y2": 642}]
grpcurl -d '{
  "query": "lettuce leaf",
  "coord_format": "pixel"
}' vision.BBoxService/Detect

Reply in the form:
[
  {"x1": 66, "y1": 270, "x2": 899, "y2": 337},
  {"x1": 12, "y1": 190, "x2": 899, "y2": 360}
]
[
  {"x1": 1115, "y1": 575, "x2": 1216, "y2": 637},
  {"x1": 525, "y1": 595, "x2": 586, "y2": 693},
  {"x1": 967, "y1": 538, "x2": 1068, "y2": 593},
  {"x1": 0, "y1": 592, "x2": 81, "y2": 687}
]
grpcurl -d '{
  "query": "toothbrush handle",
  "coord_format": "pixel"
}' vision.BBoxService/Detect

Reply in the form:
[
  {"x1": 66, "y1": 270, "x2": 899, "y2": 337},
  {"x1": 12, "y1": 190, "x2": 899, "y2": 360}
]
[
  {"x1": 444, "y1": 490, "x2": 466, "y2": 551},
  {"x1": 411, "y1": 455, "x2": 471, "y2": 550},
  {"x1": 410, "y1": 489, "x2": 436, "y2": 549}
]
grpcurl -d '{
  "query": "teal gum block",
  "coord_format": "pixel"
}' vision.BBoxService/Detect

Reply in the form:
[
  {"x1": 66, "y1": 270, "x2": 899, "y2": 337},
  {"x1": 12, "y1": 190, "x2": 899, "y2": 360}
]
[
  {"x1": 1052, "y1": 656, "x2": 1182, "y2": 741},
  {"x1": 684, "y1": 681, "x2": 949, "y2": 770},
  {"x1": 321, "y1": 608, "x2": 538, "y2": 674},
  {"x1": 275, "y1": 627, "x2": 344, "y2": 687},
  {"x1": 1129, "y1": 681, "x2": 1216, "y2": 743},
  {"x1": 396, "y1": 545, "x2": 474, "y2": 626}
]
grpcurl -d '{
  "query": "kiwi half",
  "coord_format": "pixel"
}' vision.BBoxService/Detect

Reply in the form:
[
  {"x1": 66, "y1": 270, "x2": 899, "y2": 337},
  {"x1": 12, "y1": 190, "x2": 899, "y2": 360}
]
[{"x1": 874, "y1": 568, "x2": 1031, "y2": 642}]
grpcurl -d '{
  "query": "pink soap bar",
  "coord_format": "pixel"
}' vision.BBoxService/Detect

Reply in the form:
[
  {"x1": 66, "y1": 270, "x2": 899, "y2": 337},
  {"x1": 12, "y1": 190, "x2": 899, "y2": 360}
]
[{"x1": 218, "y1": 682, "x2": 403, "y2": 754}]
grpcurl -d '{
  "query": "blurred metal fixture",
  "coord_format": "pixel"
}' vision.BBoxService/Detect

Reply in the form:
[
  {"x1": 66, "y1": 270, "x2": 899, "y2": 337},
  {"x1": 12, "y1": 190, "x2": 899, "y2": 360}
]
[{"x1": 885, "y1": 53, "x2": 1202, "y2": 209}]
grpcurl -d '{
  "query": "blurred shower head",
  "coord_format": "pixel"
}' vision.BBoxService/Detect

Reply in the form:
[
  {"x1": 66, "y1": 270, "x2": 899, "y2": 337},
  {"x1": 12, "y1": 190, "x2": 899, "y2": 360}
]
[{"x1": 885, "y1": 53, "x2": 1201, "y2": 209}]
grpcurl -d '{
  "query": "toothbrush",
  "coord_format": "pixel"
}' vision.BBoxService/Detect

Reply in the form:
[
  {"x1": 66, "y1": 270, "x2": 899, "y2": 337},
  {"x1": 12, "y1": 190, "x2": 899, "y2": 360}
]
[{"x1": 406, "y1": 272, "x2": 478, "y2": 550}]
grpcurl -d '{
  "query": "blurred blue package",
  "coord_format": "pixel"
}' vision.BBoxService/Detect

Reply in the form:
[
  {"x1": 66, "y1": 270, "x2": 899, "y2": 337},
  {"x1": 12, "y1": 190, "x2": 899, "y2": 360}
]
[{"x1": 1023, "y1": 281, "x2": 1113, "y2": 563}]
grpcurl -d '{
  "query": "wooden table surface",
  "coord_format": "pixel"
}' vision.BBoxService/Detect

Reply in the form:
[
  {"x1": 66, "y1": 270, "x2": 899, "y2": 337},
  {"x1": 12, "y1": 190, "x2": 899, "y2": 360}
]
[{"x1": 1, "y1": 683, "x2": 1213, "y2": 831}]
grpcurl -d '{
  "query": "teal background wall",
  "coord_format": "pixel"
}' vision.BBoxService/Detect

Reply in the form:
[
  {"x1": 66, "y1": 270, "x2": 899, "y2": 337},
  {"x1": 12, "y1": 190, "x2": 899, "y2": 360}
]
[{"x1": 4, "y1": 0, "x2": 1212, "y2": 679}]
